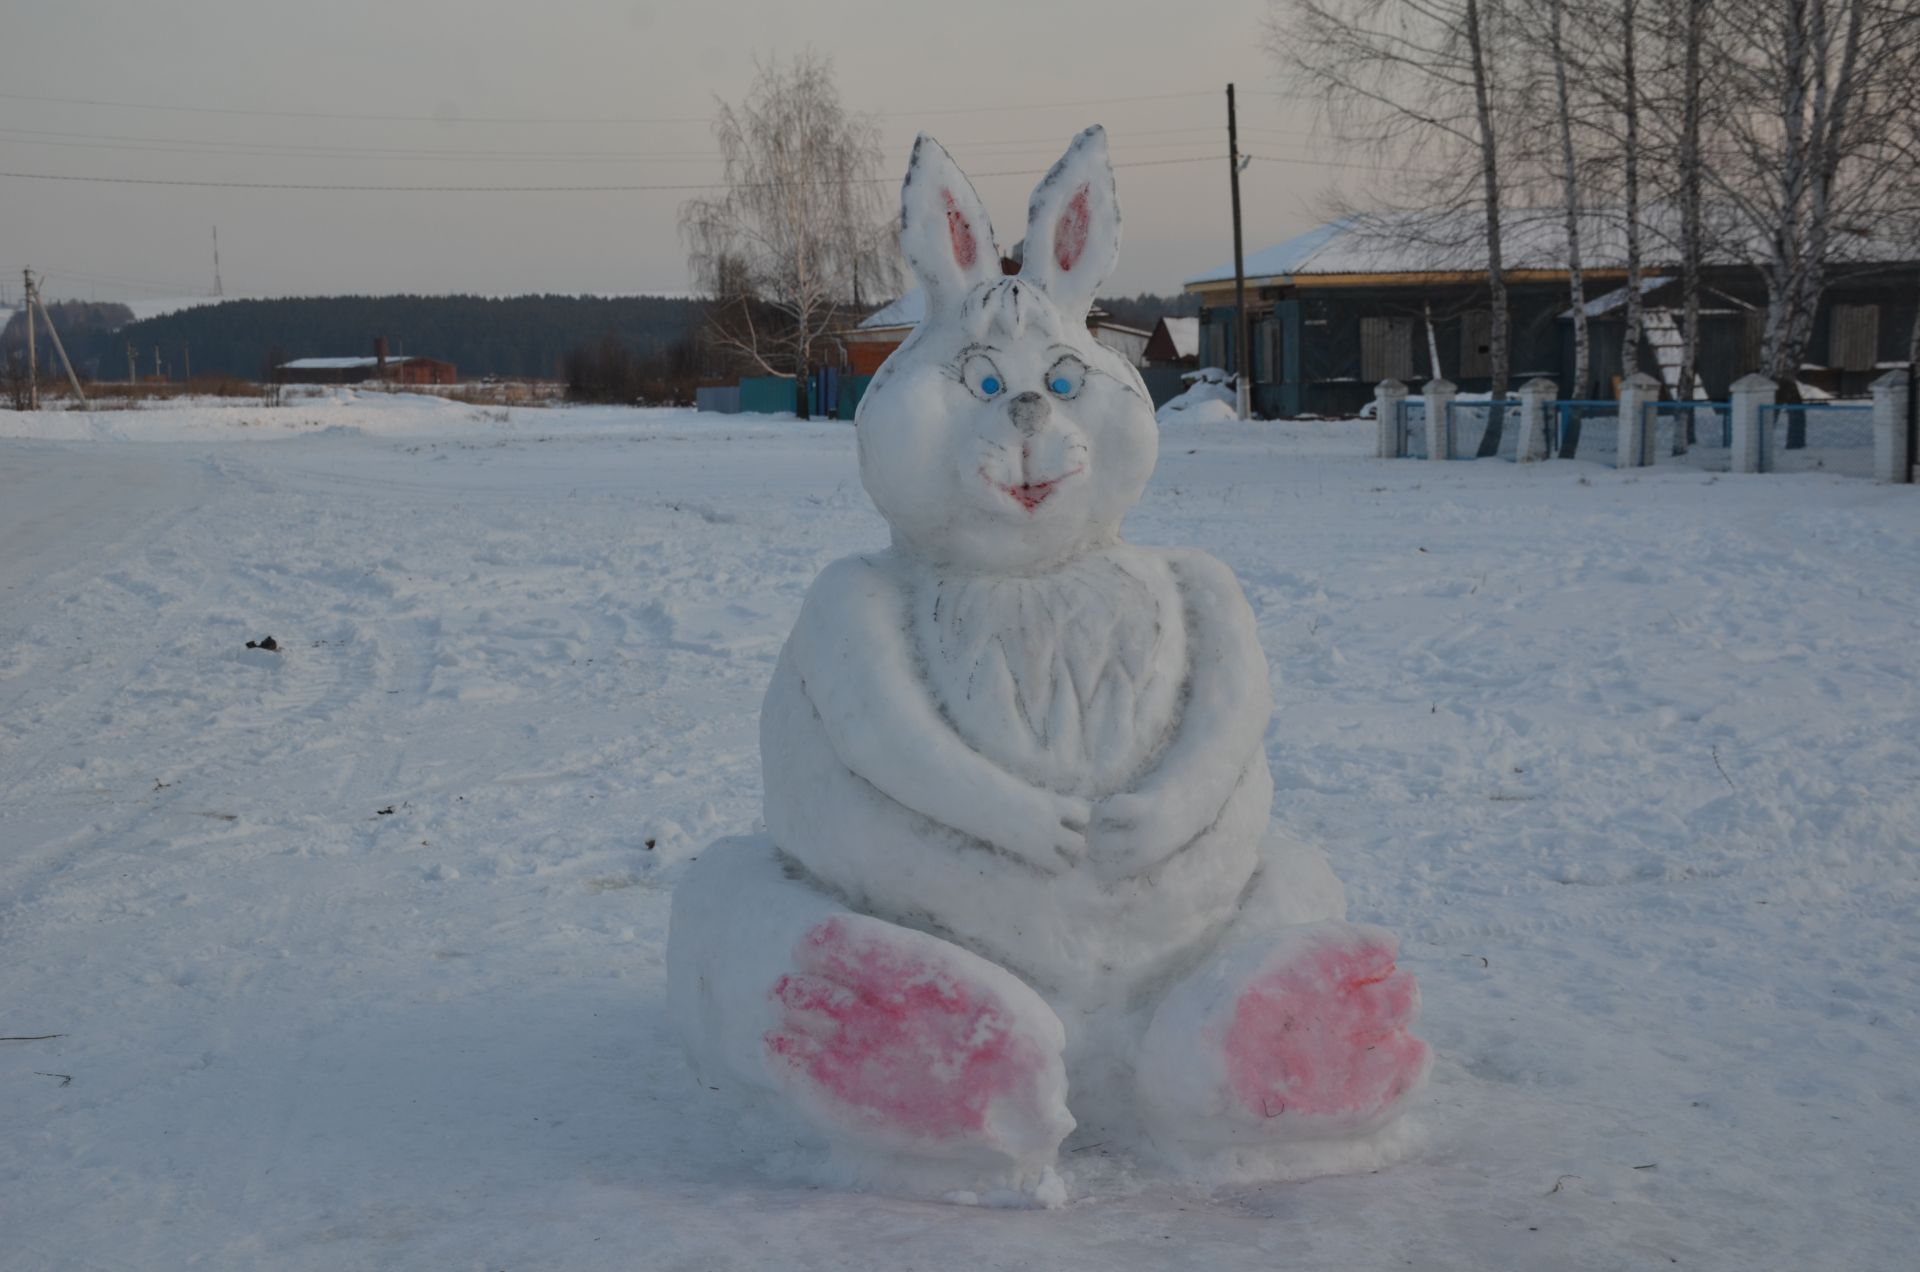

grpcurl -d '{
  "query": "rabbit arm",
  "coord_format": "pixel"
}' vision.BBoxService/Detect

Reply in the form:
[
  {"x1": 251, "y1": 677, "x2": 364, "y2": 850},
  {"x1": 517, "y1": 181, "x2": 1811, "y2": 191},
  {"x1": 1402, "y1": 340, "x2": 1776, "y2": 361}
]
[
  {"x1": 1087, "y1": 550, "x2": 1272, "y2": 879},
  {"x1": 788, "y1": 557, "x2": 1092, "y2": 873}
]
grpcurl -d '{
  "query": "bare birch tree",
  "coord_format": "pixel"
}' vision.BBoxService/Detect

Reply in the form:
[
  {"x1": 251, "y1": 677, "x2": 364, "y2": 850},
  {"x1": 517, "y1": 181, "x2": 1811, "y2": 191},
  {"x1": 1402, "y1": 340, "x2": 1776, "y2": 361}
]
[
  {"x1": 1674, "y1": 0, "x2": 1707, "y2": 431},
  {"x1": 681, "y1": 54, "x2": 900, "y2": 411},
  {"x1": 1617, "y1": 0, "x2": 1646, "y2": 389},
  {"x1": 1702, "y1": 0, "x2": 1919, "y2": 401},
  {"x1": 1866, "y1": 8, "x2": 1920, "y2": 372},
  {"x1": 1628, "y1": 0, "x2": 1714, "y2": 449},
  {"x1": 1546, "y1": 0, "x2": 1592, "y2": 400},
  {"x1": 1270, "y1": 0, "x2": 1516, "y2": 397}
]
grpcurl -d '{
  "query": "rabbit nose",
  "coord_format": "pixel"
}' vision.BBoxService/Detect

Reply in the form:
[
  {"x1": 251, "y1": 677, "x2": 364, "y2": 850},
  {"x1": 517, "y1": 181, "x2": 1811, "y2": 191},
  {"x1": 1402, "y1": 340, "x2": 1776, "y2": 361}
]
[{"x1": 1007, "y1": 391, "x2": 1051, "y2": 434}]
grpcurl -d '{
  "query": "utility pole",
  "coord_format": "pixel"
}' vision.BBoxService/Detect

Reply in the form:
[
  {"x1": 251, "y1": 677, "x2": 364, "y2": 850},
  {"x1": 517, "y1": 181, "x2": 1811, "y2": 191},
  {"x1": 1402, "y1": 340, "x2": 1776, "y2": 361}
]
[
  {"x1": 154, "y1": 346, "x2": 163, "y2": 382},
  {"x1": 24, "y1": 270, "x2": 90, "y2": 407},
  {"x1": 23, "y1": 269, "x2": 38, "y2": 409},
  {"x1": 127, "y1": 344, "x2": 137, "y2": 385},
  {"x1": 1227, "y1": 84, "x2": 1251, "y2": 421},
  {"x1": 212, "y1": 225, "x2": 224, "y2": 297}
]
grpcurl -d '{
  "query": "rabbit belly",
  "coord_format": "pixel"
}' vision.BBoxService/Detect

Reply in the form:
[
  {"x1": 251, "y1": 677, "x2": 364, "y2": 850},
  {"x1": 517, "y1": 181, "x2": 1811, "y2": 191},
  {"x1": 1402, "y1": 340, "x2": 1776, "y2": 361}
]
[
  {"x1": 913, "y1": 551, "x2": 1185, "y2": 798},
  {"x1": 762, "y1": 632, "x2": 1266, "y2": 1002}
]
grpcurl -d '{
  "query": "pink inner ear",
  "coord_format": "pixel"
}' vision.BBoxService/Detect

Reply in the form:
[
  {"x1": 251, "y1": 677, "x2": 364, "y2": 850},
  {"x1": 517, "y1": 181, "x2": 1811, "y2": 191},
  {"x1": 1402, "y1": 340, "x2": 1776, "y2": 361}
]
[
  {"x1": 943, "y1": 188, "x2": 977, "y2": 270},
  {"x1": 1054, "y1": 183, "x2": 1092, "y2": 272}
]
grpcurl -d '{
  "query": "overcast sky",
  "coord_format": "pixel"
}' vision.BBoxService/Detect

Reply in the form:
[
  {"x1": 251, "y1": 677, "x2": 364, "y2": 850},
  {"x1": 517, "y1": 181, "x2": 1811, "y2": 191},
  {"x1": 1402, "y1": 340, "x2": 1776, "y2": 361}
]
[{"x1": 6, "y1": 0, "x2": 1368, "y2": 305}]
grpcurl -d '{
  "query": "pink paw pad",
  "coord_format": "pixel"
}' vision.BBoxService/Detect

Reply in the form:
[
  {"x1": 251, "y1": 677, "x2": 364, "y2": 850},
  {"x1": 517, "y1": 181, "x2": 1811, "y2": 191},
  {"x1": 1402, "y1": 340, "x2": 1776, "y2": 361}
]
[
  {"x1": 765, "y1": 918, "x2": 1048, "y2": 1142},
  {"x1": 1224, "y1": 929, "x2": 1427, "y2": 1129}
]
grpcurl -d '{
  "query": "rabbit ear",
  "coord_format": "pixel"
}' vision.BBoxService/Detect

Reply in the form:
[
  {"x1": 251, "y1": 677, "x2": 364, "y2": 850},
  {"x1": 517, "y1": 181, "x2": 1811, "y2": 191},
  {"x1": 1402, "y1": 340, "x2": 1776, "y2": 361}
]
[
  {"x1": 899, "y1": 134, "x2": 1000, "y2": 317},
  {"x1": 1018, "y1": 126, "x2": 1120, "y2": 323}
]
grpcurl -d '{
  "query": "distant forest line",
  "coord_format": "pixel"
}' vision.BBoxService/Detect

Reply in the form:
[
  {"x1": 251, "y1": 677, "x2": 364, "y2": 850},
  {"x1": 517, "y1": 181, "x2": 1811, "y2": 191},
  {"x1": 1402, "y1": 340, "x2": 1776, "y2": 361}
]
[
  {"x1": 4, "y1": 290, "x2": 1200, "y2": 383},
  {"x1": 0, "y1": 295, "x2": 712, "y2": 382}
]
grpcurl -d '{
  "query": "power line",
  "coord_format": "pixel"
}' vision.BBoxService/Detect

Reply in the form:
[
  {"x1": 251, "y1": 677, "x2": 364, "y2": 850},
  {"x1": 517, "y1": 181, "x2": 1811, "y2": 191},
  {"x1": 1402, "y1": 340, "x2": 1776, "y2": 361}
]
[
  {"x1": 0, "y1": 149, "x2": 1422, "y2": 193},
  {"x1": 891, "y1": 90, "x2": 1225, "y2": 118},
  {"x1": 0, "y1": 126, "x2": 1238, "y2": 167},
  {"x1": 0, "y1": 118, "x2": 1328, "y2": 161},
  {"x1": 0, "y1": 154, "x2": 1231, "y2": 194},
  {"x1": 0, "y1": 87, "x2": 1224, "y2": 127}
]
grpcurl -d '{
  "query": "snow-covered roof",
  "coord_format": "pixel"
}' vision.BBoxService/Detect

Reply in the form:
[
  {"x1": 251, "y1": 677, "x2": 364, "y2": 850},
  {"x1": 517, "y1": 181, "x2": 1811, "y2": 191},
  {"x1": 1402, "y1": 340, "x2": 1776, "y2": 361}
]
[
  {"x1": 1186, "y1": 207, "x2": 1918, "y2": 288},
  {"x1": 1188, "y1": 211, "x2": 1651, "y2": 284},
  {"x1": 1561, "y1": 275, "x2": 1673, "y2": 319},
  {"x1": 279, "y1": 355, "x2": 437, "y2": 369},
  {"x1": 1158, "y1": 316, "x2": 1199, "y2": 359},
  {"x1": 857, "y1": 290, "x2": 924, "y2": 330}
]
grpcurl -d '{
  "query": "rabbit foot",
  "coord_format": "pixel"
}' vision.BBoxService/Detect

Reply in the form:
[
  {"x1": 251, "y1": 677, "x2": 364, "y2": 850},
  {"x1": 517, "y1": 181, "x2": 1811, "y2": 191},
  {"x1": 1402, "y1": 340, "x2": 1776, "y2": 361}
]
[
  {"x1": 765, "y1": 915, "x2": 1074, "y2": 1164},
  {"x1": 1140, "y1": 921, "x2": 1429, "y2": 1148}
]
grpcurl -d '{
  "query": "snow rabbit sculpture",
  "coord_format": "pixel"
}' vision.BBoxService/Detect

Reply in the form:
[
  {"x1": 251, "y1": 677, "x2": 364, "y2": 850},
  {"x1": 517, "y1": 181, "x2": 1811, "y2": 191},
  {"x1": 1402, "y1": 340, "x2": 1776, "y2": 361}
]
[{"x1": 667, "y1": 126, "x2": 1429, "y2": 1205}]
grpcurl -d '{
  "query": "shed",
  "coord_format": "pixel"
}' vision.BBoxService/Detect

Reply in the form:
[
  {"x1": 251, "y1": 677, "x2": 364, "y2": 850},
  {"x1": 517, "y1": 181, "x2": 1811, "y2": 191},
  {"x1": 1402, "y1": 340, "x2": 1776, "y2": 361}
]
[{"x1": 1145, "y1": 317, "x2": 1200, "y2": 366}]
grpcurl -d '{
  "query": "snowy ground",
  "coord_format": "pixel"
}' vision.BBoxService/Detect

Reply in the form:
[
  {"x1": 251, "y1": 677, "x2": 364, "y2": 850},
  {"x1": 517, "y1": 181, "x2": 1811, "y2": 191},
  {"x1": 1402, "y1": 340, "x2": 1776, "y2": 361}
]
[{"x1": 3, "y1": 394, "x2": 1917, "y2": 1270}]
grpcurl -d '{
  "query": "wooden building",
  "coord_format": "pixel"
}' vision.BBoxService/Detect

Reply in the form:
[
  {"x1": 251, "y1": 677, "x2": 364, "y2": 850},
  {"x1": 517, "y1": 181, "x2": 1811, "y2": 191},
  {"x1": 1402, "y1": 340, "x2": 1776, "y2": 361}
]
[
  {"x1": 1184, "y1": 211, "x2": 1920, "y2": 416},
  {"x1": 278, "y1": 356, "x2": 384, "y2": 385},
  {"x1": 278, "y1": 343, "x2": 457, "y2": 386}
]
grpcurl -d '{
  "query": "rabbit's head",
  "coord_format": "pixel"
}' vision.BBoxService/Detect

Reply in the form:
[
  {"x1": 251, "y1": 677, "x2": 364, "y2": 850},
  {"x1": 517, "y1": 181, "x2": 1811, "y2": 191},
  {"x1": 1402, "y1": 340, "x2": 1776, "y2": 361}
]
[{"x1": 856, "y1": 126, "x2": 1156, "y2": 573}]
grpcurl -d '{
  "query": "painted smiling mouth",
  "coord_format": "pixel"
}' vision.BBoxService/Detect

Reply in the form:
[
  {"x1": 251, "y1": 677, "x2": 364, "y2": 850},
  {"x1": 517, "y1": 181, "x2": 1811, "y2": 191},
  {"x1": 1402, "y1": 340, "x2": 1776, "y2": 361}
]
[{"x1": 990, "y1": 466, "x2": 1084, "y2": 511}]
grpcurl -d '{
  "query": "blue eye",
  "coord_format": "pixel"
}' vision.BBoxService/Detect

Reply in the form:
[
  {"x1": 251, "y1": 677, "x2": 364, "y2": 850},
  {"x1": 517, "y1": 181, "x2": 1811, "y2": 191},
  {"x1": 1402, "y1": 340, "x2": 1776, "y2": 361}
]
[
  {"x1": 1045, "y1": 356, "x2": 1087, "y2": 398},
  {"x1": 962, "y1": 353, "x2": 1006, "y2": 400}
]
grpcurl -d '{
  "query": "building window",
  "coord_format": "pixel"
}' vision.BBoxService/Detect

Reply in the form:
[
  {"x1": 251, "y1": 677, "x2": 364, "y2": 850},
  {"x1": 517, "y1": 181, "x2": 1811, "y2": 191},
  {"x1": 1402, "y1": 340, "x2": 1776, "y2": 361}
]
[
  {"x1": 1829, "y1": 304, "x2": 1879, "y2": 371},
  {"x1": 1360, "y1": 316, "x2": 1413, "y2": 383},
  {"x1": 1459, "y1": 310, "x2": 1493, "y2": 379}
]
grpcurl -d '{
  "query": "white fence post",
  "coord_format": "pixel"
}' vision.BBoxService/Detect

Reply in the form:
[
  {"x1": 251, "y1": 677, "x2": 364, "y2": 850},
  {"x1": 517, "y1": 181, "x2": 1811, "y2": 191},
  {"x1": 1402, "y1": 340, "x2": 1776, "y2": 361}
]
[
  {"x1": 1515, "y1": 377, "x2": 1557, "y2": 462},
  {"x1": 1871, "y1": 369, "x2": 1912, "y2": 483},
  {"x1": 1423, "y1": 378, "x2": 1456, "y2": 461},
  {"x1": 1616, "y1": 371, "x2": 1660, "y2": 469},
  {"x1": 1729, "y1": 373, "x2": 1775, "y2": 474},
  {"x1": 1374, "y1": 379, "x2": 1408, "y2": 458}
]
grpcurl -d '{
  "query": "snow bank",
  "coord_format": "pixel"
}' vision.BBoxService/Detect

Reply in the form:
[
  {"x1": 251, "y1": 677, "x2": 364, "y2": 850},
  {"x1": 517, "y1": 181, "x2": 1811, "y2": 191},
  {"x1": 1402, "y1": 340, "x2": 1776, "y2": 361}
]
[
  {"x1": 4, "y1": 400, "x2": 1919, "y2": 1267},
  {"x1": 1156, "y1": 367, "x2": 1239, "y2": 424}
]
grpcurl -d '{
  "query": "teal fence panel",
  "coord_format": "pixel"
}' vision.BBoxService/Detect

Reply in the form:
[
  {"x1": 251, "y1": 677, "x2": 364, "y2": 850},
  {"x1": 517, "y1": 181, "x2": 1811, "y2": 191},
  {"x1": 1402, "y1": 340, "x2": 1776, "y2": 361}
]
[
  {"x1": 739, "y1": 375, "x2": 797, "y2": 415},
  {"x1": 837, "y1": 374, "x2": 873, "y2": 420},
  {"x1": 1140, "y1": 366, "x2": 1188, "y2": 407}
]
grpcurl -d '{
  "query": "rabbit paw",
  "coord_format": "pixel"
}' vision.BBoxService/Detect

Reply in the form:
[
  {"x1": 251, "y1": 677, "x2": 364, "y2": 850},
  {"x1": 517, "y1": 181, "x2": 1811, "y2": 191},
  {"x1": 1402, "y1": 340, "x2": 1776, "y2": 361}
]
[
  {"x1": 1084, "y1": 791, "x2": 1182, "y2": 881},
  {"x1": 765, "y1": 916, "x2": 1074, "y2": 1163},
  {"x1": 984, "y1": 789, "x2": 1090, "y2": 872},
  {"x1": 1140, "y1": 922, "x2": 1428, "y2": 1144}
]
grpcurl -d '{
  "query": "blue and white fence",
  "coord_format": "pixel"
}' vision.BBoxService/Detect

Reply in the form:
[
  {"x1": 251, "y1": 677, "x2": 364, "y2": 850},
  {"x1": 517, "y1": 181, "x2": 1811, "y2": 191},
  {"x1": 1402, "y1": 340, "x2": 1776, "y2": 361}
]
[
  {"x1": 1379, "y1": 383, "x2": 1531, "y2": 462},
  {"x1": 1757, "y1": 403, "x2": 1875, "y2": 478},
  {"x1": 1400, "y1": 398, "x2": 1428, "y2": 459},
  {"x1": 1654, "y1": 401, "x2": 1732, "y2": 457},
  {"x1": 1448, "y1": 399, "x2": 1522, "y2": 460},
  {"x1": 1372, "y1": 369, "x2": 1913, "y2": 482},
  {"x1": 1554, "y1": 402, "x2": 1624, "y2": 466}
]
